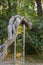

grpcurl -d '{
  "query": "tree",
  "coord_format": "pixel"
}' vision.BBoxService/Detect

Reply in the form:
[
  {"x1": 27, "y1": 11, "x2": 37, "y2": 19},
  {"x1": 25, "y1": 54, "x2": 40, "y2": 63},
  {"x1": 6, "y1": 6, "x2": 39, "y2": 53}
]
[{"x1": 35, "y1": 0, "x2": 42, "y2": 16}]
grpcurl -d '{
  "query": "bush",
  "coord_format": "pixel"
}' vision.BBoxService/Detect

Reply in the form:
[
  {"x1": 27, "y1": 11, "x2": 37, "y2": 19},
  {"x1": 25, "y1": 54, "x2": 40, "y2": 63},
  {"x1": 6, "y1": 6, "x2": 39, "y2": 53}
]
[{"x1": 25, "y1": 17, "x2": 43, "y2": 55}]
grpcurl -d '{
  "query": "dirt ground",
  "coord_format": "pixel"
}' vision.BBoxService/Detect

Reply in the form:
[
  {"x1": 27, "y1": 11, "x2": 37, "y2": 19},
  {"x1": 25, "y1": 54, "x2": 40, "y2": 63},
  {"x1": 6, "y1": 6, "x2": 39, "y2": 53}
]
[
  {"x1": 0, "y1": 55, "x2": 43, "y2": 65},
  {"x1": 0, "y1": 60, "x2": 43, "y2": 65},
  {"x1": 0, "y1": 59, "x2": 43, "y2": 65}
]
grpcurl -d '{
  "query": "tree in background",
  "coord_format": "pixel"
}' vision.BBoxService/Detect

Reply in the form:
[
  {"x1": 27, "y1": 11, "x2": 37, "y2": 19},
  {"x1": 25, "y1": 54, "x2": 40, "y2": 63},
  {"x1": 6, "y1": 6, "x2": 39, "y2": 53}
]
[
  {"x1": 0, "y1": 0, "x2": 43, "y2": 55},
  {"x1": 35, "y1": 0, "x2": 42, "y2": 16}
]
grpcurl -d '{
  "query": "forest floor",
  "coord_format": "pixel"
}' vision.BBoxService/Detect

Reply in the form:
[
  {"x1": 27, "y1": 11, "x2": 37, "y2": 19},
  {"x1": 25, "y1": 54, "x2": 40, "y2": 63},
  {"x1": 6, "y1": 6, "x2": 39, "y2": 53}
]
[{"x1": 0, "y1": 54, "x2": 43, "y2": 65}]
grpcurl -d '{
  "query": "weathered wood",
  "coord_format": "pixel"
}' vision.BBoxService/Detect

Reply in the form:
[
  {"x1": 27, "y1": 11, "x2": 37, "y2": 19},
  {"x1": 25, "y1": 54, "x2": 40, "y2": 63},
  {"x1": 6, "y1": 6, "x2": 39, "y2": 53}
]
[
  {"x1": 0, "y1": 15, "x2": 32, "y2": 59},
  {"x1": 14, "y1": 39, "x2": 16, "y2": 65},
  {"x1": 22, "y1": 25, "x2": 25, "y2": 65}
]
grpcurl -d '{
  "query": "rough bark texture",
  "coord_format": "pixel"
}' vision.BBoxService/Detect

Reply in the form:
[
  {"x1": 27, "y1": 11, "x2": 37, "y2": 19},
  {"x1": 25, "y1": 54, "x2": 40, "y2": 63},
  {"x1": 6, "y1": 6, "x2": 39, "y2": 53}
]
[
  {"x1": 0, "y1": 15, "x2": 32, "y2": 59},
  {"x1": 35, "y1": 0, "x2": 42, "y2": 16}
]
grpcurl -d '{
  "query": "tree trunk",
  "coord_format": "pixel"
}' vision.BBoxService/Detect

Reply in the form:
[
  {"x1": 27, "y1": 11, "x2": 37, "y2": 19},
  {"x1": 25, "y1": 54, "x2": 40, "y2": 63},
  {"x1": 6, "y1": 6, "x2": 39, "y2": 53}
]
[
  {"x1": 0, "y1": 15, "x2": 32, "y2": 59},
  {"x1": 7, "y1": 0, "x2": 11, "y2": 12},
  {"x1": 12, "y1": 0, "x2": 17, "y2": 14},
  {"x1": 35, "y1": 0, "x2": 42, "y2": 16}
]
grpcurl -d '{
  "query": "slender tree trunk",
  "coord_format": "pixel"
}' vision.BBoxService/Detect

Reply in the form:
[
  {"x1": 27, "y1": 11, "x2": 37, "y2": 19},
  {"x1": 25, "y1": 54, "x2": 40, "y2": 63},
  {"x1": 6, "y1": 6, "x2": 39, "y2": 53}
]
[
  {"x1": 12, "y1": 0, "x2": 17, "y2": 14},
  {"x1": 35, "y1": 0, "x2": 42, "y2": 16},
  {"x1": 7, "y1": 0, "x2": 11, "y2": 12},
  {"x1": 7, "y1": 0, "x2": 17, "y2": 53}
]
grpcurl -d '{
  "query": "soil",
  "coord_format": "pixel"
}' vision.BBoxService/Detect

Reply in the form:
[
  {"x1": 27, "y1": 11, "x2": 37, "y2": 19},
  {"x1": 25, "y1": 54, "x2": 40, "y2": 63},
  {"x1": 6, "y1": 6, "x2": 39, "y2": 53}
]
[{"x1": 0, "y1": 54, "x2": 43, "y2": 65}]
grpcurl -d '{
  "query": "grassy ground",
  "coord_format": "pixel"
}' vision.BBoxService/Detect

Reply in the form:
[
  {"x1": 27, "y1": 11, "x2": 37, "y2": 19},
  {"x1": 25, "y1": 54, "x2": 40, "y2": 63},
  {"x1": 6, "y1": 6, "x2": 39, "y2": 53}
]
[
  {"x1": 25, "y1": 54, "x2": 43, "y2": 63},
  {"x1": 0, "y1": 54, "x2": 43, "y2": 65}
]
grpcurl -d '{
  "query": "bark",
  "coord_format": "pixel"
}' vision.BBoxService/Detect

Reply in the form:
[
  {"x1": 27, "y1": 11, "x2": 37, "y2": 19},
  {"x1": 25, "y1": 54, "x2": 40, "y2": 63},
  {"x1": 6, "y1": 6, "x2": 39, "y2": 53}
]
[
  {"x1": 7, "y1": 0, "x2": 11, "y2": 11},
  {"x1": 35, "y1": 0, "x2": 42, "y2": 16},
  {"x1": 13, "y1": 0, "x2": 17, "y2": 14},
  {"x1": 0, "y1": 15, "x2": 32, "y2": 59}
]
